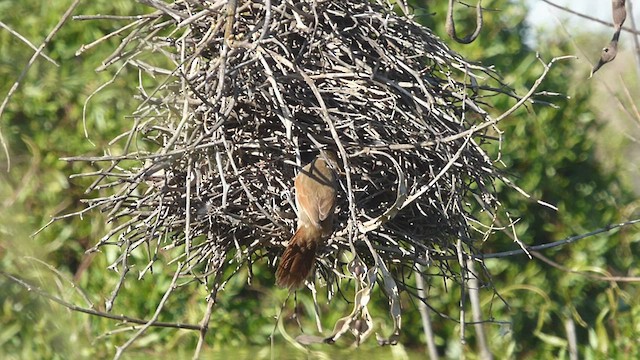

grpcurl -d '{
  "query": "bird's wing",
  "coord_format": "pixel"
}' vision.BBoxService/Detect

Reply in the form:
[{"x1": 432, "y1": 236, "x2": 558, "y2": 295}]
[
  {"x1": 295, "y1": 173, "x2": 320, "y2": 227},
  {"x1": 295, "y1": 157, "x2": 337, "y2": 226},
  {"x1": 316, "y1": 187, "x2": 336, "y2": 222}
]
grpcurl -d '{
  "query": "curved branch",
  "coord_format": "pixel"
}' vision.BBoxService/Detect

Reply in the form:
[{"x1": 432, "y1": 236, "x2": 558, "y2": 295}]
[
  {"x1": 446, "y1": 0, "x2": 483, "y2": 44},
  {"x1": 0, "y1": 270, "x2": 202, "y2": 331}
]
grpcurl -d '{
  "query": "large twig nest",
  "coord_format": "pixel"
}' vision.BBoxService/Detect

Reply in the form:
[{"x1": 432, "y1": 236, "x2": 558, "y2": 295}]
[{"x1": 67, "y1": 0, "x2": 512, "y2": 346}]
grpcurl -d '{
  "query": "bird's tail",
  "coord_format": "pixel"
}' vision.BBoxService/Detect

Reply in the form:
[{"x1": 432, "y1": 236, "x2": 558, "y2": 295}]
[{"x1": 276, "y1": 225, "x2": 322, "y2": 289}]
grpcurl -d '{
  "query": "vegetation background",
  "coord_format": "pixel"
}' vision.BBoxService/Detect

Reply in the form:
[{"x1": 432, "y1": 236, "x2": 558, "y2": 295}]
[{"x1": 1, "y1": 0, "x2": 639, "y2": 358}]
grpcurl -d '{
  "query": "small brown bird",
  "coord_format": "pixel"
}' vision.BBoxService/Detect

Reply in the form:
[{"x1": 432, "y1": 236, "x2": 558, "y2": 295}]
[
  {"x1": 276, "y1": 151, "x2": 338, "y2": 289},
  {"x1": 591, "y1": 0, "x2": 626, "y2": 77},
  {"x1": 591, "y1": 34, "x2": 619, "y2": 77}
]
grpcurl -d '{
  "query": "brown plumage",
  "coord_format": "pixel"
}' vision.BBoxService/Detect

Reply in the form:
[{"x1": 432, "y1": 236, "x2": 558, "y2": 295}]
[
  {"x1": 591, "y1": 34, "x2": 619, "y2": 76},
  {"x1": 612, "y1": 0, "x2": 626, "y2": 31},
  {"x1": 276, "y1": 151, "x2": 338, "y2": 289},
  {"x1": 591, "y1": 0, "x2": 626, "y2": 77}
]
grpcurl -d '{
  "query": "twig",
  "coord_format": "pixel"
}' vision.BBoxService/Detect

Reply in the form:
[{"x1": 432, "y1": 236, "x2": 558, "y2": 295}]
[
  {"x1": 531, "y1": 250, "x2": 640, "y2": 282},
  {"x1": 73, "y1": 14, "x2": 159, "y2": 21},
  {"x1": 565, "y1": 316, "x2": 578, "y2": 360},
  {"x1": 114, "y1": 262, "x2": 184, "y2": 359},
  {"x1": 0, "y1": 270, "x2": 201, "y2": 330},
  {"x1": 467, "y1": 259, "x2": 492, "y2": 360},
  {"x1": 475, "y1": 218, "x2": 640, "y2": 260},
  {"x1": 23, "y1": 256, "x2": 94, "y2": 308},
  {"x1": 541, "y1": 0, "x2": 640, "y2": 35},
  {"x1": 193, "y1": 296, "x2": 215, "y2": 360},
  {"x1": 0, "y1": 21, "x2": 58, "y2": 66},
  {"x1": 415, "y1": 265, "x2": 439, "y2": 360}
]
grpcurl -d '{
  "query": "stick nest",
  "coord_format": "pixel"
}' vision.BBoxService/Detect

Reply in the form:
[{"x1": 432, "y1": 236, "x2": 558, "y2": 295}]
[{"x1": 69, "y1": 0, "x2": 512, "y2": 345}]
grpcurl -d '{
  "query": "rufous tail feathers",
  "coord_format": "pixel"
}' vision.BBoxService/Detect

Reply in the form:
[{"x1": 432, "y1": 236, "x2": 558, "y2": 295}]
[{"x1": 276, "y1": 225, "x2": 322, "y2": 289}]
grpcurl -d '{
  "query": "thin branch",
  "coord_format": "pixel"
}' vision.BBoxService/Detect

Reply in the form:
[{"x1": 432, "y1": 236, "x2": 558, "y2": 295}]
[
  {"x1": 366, "y1": 55, "x2": 576, "y2": 151},
  {"x1": 24, "y1": 256, "x2": 94, "y2": 308},
  {"x1": 467, "y1": 259, "x2": 492, "y2": 360},
  {"x1": 0, "y1": 270, "x2": 201, "y2": 330},
  {"x1": 565, "y1": 316, "x2": 578, "y2": 360},
  {"x1": 541, "y1": 0, "x2": 640, "y2": 35},
  {"x1": 0, "y1": 21, "x2": 58, "y2": 66},
  {"x1": 415, "y1": 265, "x2": 439, "y2": 360},
  {"x1": 531, "y1": 250, "x2": 640, "y2": 282},
  {"x1": 73, "y1": 14, "x2": 159, "y2": 21},
  {"x1": 114, "y1": 263, "x2": 184, "y2": 359},
  {"x1": 475, "y1": 218, "x2": 640, "y2": 260},
  {"x1": 193, "y1": 296, "x2": 215, "y2": 360}
]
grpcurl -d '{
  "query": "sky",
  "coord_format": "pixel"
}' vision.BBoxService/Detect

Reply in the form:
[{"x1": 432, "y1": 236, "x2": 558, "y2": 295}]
[
  {"x1": 523, "y1": 0, "x2": 639, "y2": 51},
  {"x1": 525, "y1": 0, "x2": 630, "y2": 29}
]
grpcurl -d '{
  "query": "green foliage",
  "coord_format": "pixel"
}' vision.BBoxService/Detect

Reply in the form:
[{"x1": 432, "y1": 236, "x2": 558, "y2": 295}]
[
  {"x1": 1, "y1": 0, "x2": 639, "y2": 359},
  {"x1": 1, "y1": 0, "x2": 149, "y2": 358},
  {"x1": 410, "y1": 0, "x2": 640, "y2": 358}
]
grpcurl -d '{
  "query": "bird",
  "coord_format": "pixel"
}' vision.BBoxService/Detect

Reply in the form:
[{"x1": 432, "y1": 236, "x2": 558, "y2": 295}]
[
  {"x1": 591, "y1": 0, "x2": 626, "y2": 77},
  {"x1": 591, "y1": 34, "x2": 619, "y2": 77},
  {"x1": 276, "y1": 150, "x2": 339, "y2": 289},
  {"x1": 612, "y1": 0, "x2": 626, "y2": 31}
]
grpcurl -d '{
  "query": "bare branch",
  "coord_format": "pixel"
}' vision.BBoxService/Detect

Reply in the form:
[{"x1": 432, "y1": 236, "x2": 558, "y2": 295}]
[
  {"x1": 474, "y1": 218, "x2": 640, "y2": 261},
  {"x1": 541, "y1": 0, "x2": 640, "y2": 36},
  {"x1": 0, "y1": 21, "x2": 58, "y2": 66},
  {"x1": 0, "y1": 270, "x2": 202, "y2": 330},
  {"x1": 114, "y1": 263, "x2": 184, "y2": 360},
  {"x1": 531, "y1": 250, "x2": 640, "y2": 282}
]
